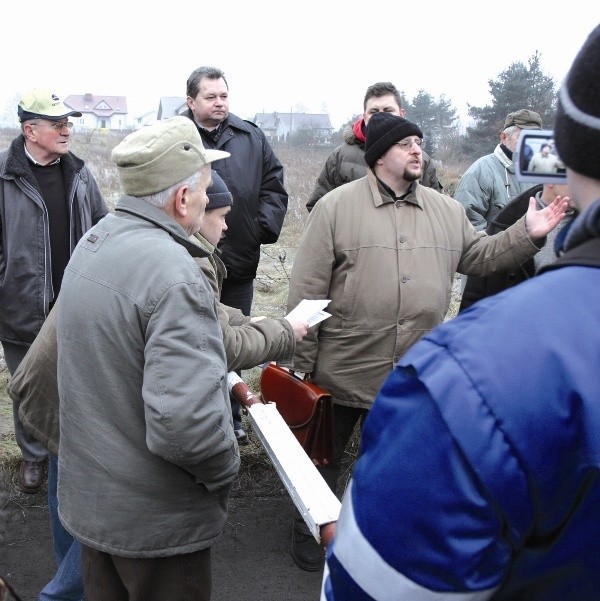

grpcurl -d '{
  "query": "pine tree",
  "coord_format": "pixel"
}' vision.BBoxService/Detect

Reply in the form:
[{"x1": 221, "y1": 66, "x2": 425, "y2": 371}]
[{"x1": 461, "y1": 52, "x2": 556, "y2": 163}]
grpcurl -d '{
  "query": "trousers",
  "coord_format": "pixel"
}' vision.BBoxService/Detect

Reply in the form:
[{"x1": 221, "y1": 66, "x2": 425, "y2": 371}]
[
  {"x1": 82, "y1": 545, "x2": 212, "y2": 601},
  {"x1": 39, "y1": 453, "x2": 84, "y2": 601},
  {"x1": 318, "y1": 404, "x2": 368, "y2": 498},
  {"x1": 2, "y1": 341, "x2": 48, "y2": 462}
]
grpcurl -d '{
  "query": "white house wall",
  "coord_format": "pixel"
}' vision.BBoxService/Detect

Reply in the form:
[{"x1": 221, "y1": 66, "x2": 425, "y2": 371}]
[{"x1": 72, "y1": 114, "x2": 128, "y2": 130}]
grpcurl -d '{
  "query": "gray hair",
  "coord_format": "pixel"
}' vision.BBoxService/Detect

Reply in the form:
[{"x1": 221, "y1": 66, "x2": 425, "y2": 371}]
[
  {"x1": 186, "y1": 66, "x2": 228, "y2": 98},
  {"x1": 503, "y1": 125, "x2": 521, "y2": 137},
  {"x1": 143, "y1": 171, "x2": 202, "y2": 207}
]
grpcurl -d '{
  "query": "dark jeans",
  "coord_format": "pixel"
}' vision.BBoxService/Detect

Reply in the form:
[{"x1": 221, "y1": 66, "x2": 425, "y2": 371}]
[
  {"x1": 219, "y1": 279, "x2": 254, "y2": 430},
  {"x1": 82, "y1": 545, "x2": 211, "y2": 601},
  {"x1": 294, "y1": 404, "x2": 367, "y2": 532},
  {"x1": 40, "y1": 453, "x2": 84, "y2": 600}
]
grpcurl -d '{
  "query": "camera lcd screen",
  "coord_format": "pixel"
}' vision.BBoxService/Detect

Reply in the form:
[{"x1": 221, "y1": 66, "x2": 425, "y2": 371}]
[{"x1": 514, "y1": 129, "x2": 567, "y2": 184}]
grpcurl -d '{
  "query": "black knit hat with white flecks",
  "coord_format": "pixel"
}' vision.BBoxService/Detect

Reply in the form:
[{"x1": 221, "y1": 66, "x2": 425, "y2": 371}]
[{"x1": 555, "y1": 24, "x2": 600, "y2": 180}]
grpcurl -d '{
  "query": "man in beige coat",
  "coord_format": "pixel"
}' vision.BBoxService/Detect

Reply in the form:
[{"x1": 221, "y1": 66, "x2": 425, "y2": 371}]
[{"x1": 285, "y1": 111, "x2": 569, "y2": 571}]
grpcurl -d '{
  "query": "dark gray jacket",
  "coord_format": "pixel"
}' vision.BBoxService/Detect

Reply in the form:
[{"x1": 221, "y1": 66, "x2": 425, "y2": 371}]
[{"x1": 0, "y1": 135, "x2": 108, "y2": 345}]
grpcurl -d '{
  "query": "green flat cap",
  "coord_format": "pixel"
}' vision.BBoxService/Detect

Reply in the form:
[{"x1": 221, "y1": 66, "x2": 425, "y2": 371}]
[
  {"x1": 112, "y1": 116, "x2": 230, "y2": 196},
  {"x1": 504, "y1": 109, "x2": 542, "y2": 130}
]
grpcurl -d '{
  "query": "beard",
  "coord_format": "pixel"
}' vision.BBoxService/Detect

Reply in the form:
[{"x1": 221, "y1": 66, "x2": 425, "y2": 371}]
[{"x1": 404, "y1": 164, "x2": 423, "y2": 182}]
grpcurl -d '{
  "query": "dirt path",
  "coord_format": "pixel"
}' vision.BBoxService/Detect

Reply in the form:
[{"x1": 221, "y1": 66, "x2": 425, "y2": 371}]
[
  {"x1": 0, "y1": 481, "x2": 323, "y2": 601},
  {"x1": 1, "y1": 350, "x2": 325, "y2": 600}
]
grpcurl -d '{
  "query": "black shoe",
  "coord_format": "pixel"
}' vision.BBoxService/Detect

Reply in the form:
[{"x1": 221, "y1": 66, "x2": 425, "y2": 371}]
[{"x1": 291, "y1": 518, "x2": 323, "y2": 571}]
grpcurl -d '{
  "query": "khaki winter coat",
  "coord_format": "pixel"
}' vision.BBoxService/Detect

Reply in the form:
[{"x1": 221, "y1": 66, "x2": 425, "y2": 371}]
[
  {"x1": 10, "y1": 303, "x2": 60, "y2": 454},
  {"x1": 288, "y1": 170, "x2": 542, "y2": 409}
]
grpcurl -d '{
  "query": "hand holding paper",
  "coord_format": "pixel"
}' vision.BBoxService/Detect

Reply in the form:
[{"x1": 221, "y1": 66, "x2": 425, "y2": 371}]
[{"x1": 286, "y1": 299, "x2": 332, "y2": 328}]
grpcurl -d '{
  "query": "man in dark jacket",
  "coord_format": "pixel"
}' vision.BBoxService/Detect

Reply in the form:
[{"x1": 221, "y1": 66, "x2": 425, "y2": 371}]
[
  {"x1": 0, "y1": 89, "x2": 108, "y2": 494},
  {"x1": 185, "y1": 66, "x2": 289, "y2": 442},
  {"x1": 306, "y1": 81, "x2": 443, "y2": 212}
]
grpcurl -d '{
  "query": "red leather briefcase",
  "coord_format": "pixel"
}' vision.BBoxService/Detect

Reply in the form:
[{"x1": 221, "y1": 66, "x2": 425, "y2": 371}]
[{"x1": 259, "y1": 363, "x2": 334, "y2": 467}]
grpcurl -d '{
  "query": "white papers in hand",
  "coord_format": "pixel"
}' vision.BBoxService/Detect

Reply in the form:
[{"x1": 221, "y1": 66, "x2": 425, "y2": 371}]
[{"x1": 286, "y1": 299, "x2": 332, "y2": 328}]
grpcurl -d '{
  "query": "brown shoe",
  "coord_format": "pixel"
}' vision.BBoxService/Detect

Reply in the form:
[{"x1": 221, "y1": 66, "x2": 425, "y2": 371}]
[{"x1": 19, "y1": 459, "x2": 45, "y2": 494}]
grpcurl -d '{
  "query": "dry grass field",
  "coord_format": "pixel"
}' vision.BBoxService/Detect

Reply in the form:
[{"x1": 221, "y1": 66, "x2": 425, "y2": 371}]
[{"x1": 0, "y1": 128, "x2": 463, "y2": 485}]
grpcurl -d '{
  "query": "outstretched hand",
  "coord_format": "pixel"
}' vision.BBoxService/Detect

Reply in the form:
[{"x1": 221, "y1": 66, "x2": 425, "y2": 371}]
[{"x1": 525, "y1": 195, "x2": 570, "y2": 240}]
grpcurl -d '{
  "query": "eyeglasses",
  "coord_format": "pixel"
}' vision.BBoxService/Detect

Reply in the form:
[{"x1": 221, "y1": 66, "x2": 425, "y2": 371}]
[
  {"x1": 30, "y1": 121, "x2": 74, "y2": 131},
  {"x1": 395, "y1": 138, "x2": 423, "y2": 151}
]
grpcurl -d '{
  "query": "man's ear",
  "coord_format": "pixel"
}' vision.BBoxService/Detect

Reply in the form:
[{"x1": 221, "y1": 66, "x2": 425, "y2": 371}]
[
  {"x1": 173, "y1": 185, "x2": 189, "y2": 219},
  {"x1": 23, "y1": 122, "x2": 37, "y2": 142}
]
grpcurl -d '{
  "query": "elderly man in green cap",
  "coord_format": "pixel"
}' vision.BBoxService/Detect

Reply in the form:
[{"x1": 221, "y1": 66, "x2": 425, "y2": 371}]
[
  {"x1": 454, "y1": 108, "x2": 543, "y2": 231},
  {"x1": 56, "y1": 116, "x2": 236, "y2": 601}
]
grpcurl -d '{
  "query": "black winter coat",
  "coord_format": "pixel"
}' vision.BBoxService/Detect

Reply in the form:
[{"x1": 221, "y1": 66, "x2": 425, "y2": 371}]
[
  {"x1": 186, "y1": 110, "x2": 288, "y2": 284},
  {"x1": 0, "y1": 136, "x2": 108, "y2": 345}
]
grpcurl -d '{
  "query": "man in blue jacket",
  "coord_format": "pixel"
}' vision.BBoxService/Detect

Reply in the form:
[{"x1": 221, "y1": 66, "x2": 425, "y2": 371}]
[{"x1": 323, "y1": 23, "x2": 600, "y2": 600}]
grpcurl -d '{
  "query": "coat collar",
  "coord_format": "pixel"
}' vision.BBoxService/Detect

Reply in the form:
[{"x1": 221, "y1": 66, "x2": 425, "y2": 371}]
[
  {"x1": 184, "y1": 108, "x2": 254, "y2": 136},
  {"x1": 115, "y1": 195, "x2": 211, "y2": 259},
  {"x1": 1, "y1": 134, "x2": 84, "y2": 182},
  {"x1": 367, "y1": 169, "x2": 422, "y2": 209}
]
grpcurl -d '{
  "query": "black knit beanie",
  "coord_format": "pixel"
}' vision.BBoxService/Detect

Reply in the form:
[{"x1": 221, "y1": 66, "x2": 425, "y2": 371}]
[
  {"x1": 206, "y1": 170, "x2": 233, "y2": 211},
  {"x1": 555, "y1": 24, "x2": 600, "y2": 180},
  {"x1": 364, "y1": 112, "x2": 423, "y2": 167}
]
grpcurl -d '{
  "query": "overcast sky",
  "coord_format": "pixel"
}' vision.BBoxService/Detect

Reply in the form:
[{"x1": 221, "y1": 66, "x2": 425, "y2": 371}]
[{"x1": 1, "y1": 3, "x2": 598, "y2": 130}]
